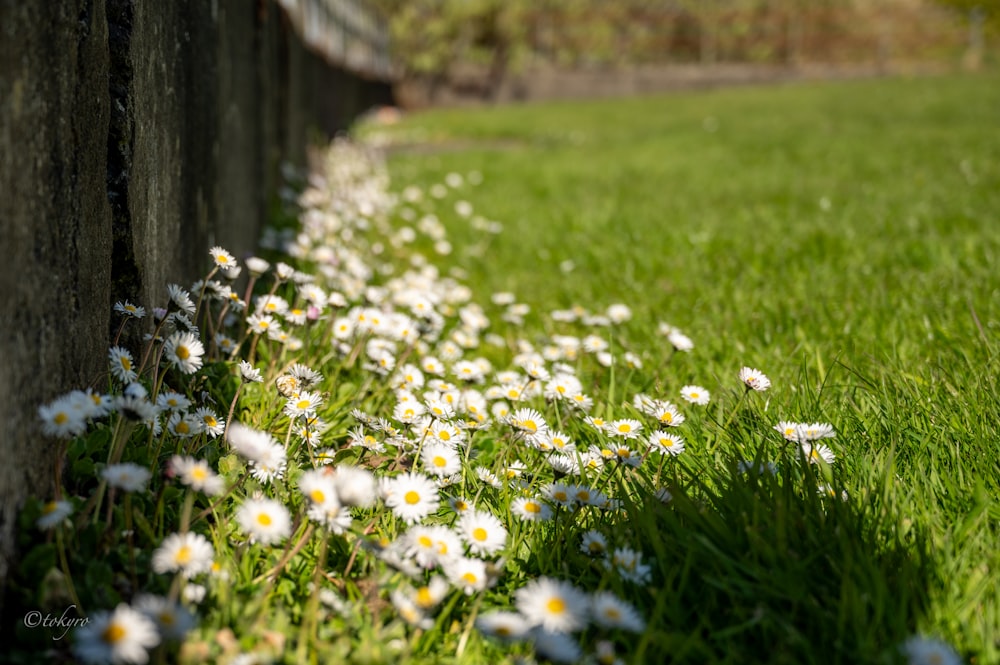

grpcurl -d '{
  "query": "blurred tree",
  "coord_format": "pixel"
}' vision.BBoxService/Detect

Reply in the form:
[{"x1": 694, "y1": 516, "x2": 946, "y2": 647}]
[{"x1": 930, "y1": 0, "x2": 999, "y2": 68}]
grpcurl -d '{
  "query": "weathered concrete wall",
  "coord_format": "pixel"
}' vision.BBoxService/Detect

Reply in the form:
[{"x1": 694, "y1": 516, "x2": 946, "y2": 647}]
[
  {"x1": 0, "y1": 0, "x2": 113, "y2": 585},
  {"x1": 0, "y1": 0, "x2": 393, "y2": 598}
]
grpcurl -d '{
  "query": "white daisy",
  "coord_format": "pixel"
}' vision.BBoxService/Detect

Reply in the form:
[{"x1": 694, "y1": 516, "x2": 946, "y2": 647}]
[
  {"x1": 169, "y1": 456, "x2": 224, "y2": 495},
  {"x1": 151, "y1": 531, "x2": 214, "y2": 576},
  {"x1": 476, "y1": 610, "x2": 532, "y2": 641},
  {"x1": 108, "y1": 347, "x2": 138, "y2": 383},
  {"x1": 132, "y1": 594, "x2": 196, "y2": 642},
  {"x1": 385, "y1": 472, "x2": 441, "y2": 524},
  {"x1": 73, "y1": 603, "x2": 160, "y2": 664},
  {"x1": 739, "y1": 366, "x2": 771, "y2": 391},
  {"x1": 458, "y1": 509, "x2": 507, "y2": 556},
  {"x1": 680, "y1": 385, "x2": 710, "y2": 405},
  {"x1": 421, "y1": 442, "x2": 462, "y2": 477},
  {"x1": 237, "y1": 498, "x2": 292, "y2": 546},
  {"x1": 36, "y1": 499, "x2": 74, "y2": 530},
  {"x1": 102, "y1": 463, "x2": 151, "y2": 493},
  {"x1": 511, "y1": 496, "x2": 553, "y2": 522},
  {"x1": 515, "y1": 577, "x2": 590, "y2": 633},
  {"x1": 591, "y1": 591, "x2": 646, "y2": 632},
  {"x1": 163, "y1": 331, "x2": 204, "y2": 374}
]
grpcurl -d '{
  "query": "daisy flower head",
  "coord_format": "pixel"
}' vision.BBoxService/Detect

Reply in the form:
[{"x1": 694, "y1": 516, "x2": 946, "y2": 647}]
[
  {"x1": 774, "y1": 420, "x2": 800, "y2": 441},
  {"x1": 900, "y1": 636, "x2": 961, "y2": 665},
  {"x1": 248, "y1": 440, "x2": 287, "y2": 484},
  {"x1": 114, "y1": 300, "x2": 146, "y2": 319},
  {"x1": 444, "y1": 556, "x2": 489, "y2": 595},
  {"x1": 108, "y1": 346, "x2": 138, "y2": 383},
  {"x1": 284, "y1": 390, "x2": 323, "y2": 420},
  {"x1": 544, "y1": 482, "x2": 575, "y2": 508},
  {"x1": 166, "y1": 412, "x2": 204, "y2": 439},
  {"x1": 102, "y1": 463, "x2": 152, "y2": 493},
  {"x1": 509, "y1": 407, "x2": 548, "y2": 436},
  {"x1": 163, "y1": 331, "x2": 204, "y2": 374},
  {"x1": 739, "y1": 367, "x2": 771, "y2": 392},
  {"x1": 800, "y1": 442, "x2": 836, "y2": 465},
  {"x1": 591, "y1": 591, "x2": 646, "y2": 633},
  {"x1": 391, "y1": 589, "x2": 433, "y2": 629},
  {"x1": 476, "y1": 610, "x2": 532, "y2": 642},
  {"x1": 195, "y1": 407, "x2": 224, "y2": 438},
  {"x1": 237, "y1": 497, "x2": 292, "y2": 546},
  {"x1": 36, "y1": 499, "x2": 74, "y2": 530},
  {"x1": 608, "y1": 418, "x2": 643, "y2": 439},
  {"x1": 331, "y1": 465, "x2": 378, "y2": 508},
  {"x1": 667, "y1": 329, "x2": 694, "y2": 352},
  {"x1": 653, "y1": 402, "x2": 685, "y2": 427},
  {"x1": 580, "y1": 530, "x2": 608, "y2": 556},
  {"x1": 385, "y1": 472, "x2": 441, "y2": 524},
  {"x1": 680, "y1": 385, "x2": 710, "y2": 405},
  {"x1": 209, "y1": 246, "x2": 237, "y2": 270},
  {"x1": 421, "y1": 442, "x2": 462, "y2": 477},
  {"x1": 39, "y1": 396, "x2": 87, "y2": 439},
  {"x1": 246, "y1": 313, "x2": 278, "y2": 335},
  {"x1": 796, "y1": 422, "x2": 836, "y2": 442},
  {"x1": 169, "y1": 456, "x2": 224, "y2": 495},
  {"x1": 459, "y1": 509, "x2": 508, "y2": 556},
  {"x1": 156, "y1": 391, "x2": 191, "y2": 412},
  {"x1": 245, "y1": 256, "x2": 270, "y2": 276},
  {"x1": 167, "y1": 283, "x2": 196, "y2": 316},
  {"x1": 132, "y1": 594, "x2": 196, "y2": 642},
  {"x1": 648, "y1": 431, "x2": 685, "y2": 456},
  {"x1": 515, "y1": 577, "x2": 590, "y2": 633},
  {"x1": 151, "y1": 531, "x2": 214, "y2": 576},
  {"x1": 605, "y1": 546, "x2": 652, "y2": 585},
  {"x1": 511, "y1": 496, "x2": 553, "y2": 521},
  {"x1": 73, "y1": 602, "x2": 160, "y2": 665},
  {"x1": 239, "y1": 360, "x2": 263, "y2": 383},
  {"x1": 226, "y1": 422, "x2": 276, "y2": 462},
  {"x1": 533, "y1": 629, "x2": 583, "y2": 664}
]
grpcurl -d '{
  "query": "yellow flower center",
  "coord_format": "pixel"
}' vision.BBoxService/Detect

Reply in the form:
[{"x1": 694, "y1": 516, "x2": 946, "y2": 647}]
[
  {"x1": 257, "y1": 513, "x2": 272, "y2": 526},
  {"x1": 433, "y1": 456, "x2": 447, "y2": 468},
  {"x1": 462, "y1": 572, "x2": 478, "y2": 584},
  {"x1": 522, "y1": 420, "x2": 537, "y2": 432},
  {"x1": 525, "y1": 502, "x2": 541, "y2": 514},
  {"x1": 101, "y1": 622, "x2": 126, "y2": 644},
  {"x1": 176, "y1": 346, "x2": 190, "y2": 360},
  {"x1": 42, "y1": 501, "x2": 58, "y2": 515},
  {"x1": 310, "y1": 490, "x2": 326, "y2": 503},
  {"x1": 217, "y1": 255, "x2": 229, "y2": 264},
  {"x1": 176, "y1": 421, "x2": 190, "y2": 434},
  {"x1": 618, "y1": 423, "x2": 631, "y2": 433},
  {"x1": 605, "y1": 608, "x2": 621, "y2": 620},
  {"x1": 54, "y1": 413, "x2": 68, "y2": 425},
  {"x1": 415, "y1": 587, "x2": 434, "y2": 607},
  {"x1": 418, "y1": 535, "x2": 433, "y2": 548},
  {"x1": 405, "y1": 491, "x2": 420, "y2": 505},
  {"x1": 554, "y1": 491, "x2": 567, "y2": 502},
  {"x1": 438, "y1": 431, "x2": 451, "y2": 442},
  {"x1": 496, "y1": 626, "x2": 511, "y2": 636},
  {"x1": 472, "y1": 527, "x2": 488, "y2": 542},
  {"x1": 204, "y1": 416, "x2": 217, "y2": 427},
  {"x1": 297, "y1": 400, "x2": 311, "y2": 410},
  {"x1": 175, "y1": 545, "x2": 191, "y2": 564},
  {"x1": 121, "y1": 357, "x2": 132, "y2": 371},
  {"x1": 546, "y1": 598, "x2": 566, "y2": 614}
]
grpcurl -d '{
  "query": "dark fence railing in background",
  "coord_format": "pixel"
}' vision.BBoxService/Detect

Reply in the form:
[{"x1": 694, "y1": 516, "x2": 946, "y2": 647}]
[{"x1": 278, "y1": 0, "x2": 393, "y2": 79}]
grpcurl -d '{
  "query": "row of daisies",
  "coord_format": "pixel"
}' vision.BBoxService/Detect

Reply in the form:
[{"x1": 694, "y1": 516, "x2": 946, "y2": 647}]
[{"x1": 32, "y1": 137, "x2": 957, "y2": 665}]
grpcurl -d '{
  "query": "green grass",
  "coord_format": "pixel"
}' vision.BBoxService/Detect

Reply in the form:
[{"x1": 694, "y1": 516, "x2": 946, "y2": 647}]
[{"x1": 372, "y1": 72, "x2": 1000, "y2": 661}]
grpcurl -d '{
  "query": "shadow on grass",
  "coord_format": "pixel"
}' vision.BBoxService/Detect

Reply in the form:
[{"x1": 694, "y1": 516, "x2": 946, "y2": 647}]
[{"x1": 627, "y1": 454, "x2": 932, "y2": 665}]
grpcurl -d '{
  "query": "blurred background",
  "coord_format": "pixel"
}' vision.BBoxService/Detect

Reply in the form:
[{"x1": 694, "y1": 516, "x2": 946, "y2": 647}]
[{"x1": 369, "y1": 0, "x2": 997, "y2": 107}]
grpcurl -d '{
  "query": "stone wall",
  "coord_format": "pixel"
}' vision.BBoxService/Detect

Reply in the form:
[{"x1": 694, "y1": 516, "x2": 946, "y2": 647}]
[{"x1": 0, "y1": 0, "x2": 392, "y2": 594}]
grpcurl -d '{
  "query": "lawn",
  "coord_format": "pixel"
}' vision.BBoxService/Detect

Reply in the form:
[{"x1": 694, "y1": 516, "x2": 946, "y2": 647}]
[
  {"x1": 374, "y1": 72, "x2": 1000, "y2": 661},
  {"x1": 13, "y1": 72, "x2": 1000, "y2": 665}
]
